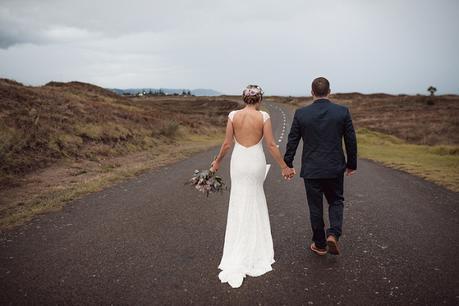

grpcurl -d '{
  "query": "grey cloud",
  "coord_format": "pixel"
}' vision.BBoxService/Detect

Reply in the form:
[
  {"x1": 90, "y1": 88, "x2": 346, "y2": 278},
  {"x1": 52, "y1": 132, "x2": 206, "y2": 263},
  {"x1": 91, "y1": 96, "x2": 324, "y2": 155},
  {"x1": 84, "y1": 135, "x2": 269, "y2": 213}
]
[
  {"x1": 0, "y1": 0, "x2": 458, "y2": 94},
  {"x1": 0, "y1": 0, "x2": 306, "y2": 48}
]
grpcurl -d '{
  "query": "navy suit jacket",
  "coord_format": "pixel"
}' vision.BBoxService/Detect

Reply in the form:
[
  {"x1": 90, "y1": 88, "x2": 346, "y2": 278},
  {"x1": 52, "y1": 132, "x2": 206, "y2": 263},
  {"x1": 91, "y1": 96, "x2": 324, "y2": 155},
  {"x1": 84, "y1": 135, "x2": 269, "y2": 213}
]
[{"x1": 284, "y1": 98, "x2": 357, "y2": 179}]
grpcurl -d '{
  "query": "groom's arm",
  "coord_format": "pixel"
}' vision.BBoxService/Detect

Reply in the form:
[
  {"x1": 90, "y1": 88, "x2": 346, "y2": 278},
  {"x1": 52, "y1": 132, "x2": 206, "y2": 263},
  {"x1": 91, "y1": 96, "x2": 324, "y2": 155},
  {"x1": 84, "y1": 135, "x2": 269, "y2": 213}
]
[
  {"x1": 284, "y1": 110, "x2": 301, "y2": 168},
  {"x1": 343, "y1": 108, "x2": 357, "y2": 170}
]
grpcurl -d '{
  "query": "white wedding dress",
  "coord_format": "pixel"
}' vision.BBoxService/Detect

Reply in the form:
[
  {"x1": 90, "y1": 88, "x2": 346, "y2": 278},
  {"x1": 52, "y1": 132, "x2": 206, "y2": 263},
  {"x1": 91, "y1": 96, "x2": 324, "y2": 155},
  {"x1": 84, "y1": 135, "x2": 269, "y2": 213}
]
[{"x1": 218, "y1": 110, "x2": 275, "y2": 288}]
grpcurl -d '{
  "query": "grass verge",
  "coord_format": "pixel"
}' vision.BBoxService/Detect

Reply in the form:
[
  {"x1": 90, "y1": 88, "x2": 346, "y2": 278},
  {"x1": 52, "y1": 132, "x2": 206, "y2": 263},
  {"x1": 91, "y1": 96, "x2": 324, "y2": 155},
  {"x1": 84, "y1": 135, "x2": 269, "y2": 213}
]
[
  {"x1": 0, "y1": 132, "x2": 223, "y2": 231},
  {"x1": 357, "y1": 128, "x2": 459, "y2": 192}
]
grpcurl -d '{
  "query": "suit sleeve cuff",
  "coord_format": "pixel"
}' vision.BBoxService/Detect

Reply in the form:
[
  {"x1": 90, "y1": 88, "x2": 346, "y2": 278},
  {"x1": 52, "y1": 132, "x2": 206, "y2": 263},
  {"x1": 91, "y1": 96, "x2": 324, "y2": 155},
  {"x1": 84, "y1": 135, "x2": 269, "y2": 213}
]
[
  {"x1": 284, "y1": 158, "x2": 293, "y2": 168},
  {"x1": 346, "y1": 162, "x2": 357, "y2": 170}
]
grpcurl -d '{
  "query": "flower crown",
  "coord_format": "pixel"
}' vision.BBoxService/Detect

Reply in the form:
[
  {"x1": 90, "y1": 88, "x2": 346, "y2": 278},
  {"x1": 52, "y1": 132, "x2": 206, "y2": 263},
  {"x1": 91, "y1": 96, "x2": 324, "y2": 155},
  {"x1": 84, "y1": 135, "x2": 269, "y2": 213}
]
[{"x1": 243, "y1": 85, "x2": 264, "y2": 97}]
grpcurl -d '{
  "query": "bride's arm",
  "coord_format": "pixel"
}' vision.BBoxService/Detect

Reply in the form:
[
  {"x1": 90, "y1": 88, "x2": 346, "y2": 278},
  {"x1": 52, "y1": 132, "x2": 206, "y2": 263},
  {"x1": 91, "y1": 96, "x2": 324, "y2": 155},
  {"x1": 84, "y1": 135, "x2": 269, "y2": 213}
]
[
  {"x1": 210, "y1": 119, "x2": 234, "y2": 172},
  {"x1": 263, "y1": 119, "x2": 295, "y2": 179}
]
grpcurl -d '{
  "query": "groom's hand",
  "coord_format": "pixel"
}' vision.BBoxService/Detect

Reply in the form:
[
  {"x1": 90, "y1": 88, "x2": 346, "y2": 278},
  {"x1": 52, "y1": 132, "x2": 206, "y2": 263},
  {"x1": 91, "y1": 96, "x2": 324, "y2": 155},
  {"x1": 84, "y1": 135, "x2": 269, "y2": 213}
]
[{"x1": 346, "y1": 168, "x2": 356, "y2": 176}]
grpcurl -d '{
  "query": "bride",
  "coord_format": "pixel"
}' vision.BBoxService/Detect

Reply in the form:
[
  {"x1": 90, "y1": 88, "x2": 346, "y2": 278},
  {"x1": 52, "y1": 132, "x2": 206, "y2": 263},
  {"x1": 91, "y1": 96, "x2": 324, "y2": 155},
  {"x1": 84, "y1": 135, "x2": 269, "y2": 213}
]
[{"x1": 210, "y1": 85, "x2": 295, "y2": 288}]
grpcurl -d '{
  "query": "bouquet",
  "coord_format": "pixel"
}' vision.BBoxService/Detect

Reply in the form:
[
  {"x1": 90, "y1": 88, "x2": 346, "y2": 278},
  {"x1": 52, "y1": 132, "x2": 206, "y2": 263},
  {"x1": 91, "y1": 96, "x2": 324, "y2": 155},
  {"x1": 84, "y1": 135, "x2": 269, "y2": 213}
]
[{"x1": 187, "y1": 169, "x2": 226, "y2": 197}]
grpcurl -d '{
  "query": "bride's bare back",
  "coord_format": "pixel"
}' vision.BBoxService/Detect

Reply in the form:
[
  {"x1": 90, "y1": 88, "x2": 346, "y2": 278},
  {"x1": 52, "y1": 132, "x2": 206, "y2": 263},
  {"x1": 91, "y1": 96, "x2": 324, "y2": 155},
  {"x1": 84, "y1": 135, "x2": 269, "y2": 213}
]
[
  {"x1": 231, "y1": 109, "x2": 265, "y2": 147},
  {"x1": 211, "y1": 100, "x2": 292, "y2": 180}
]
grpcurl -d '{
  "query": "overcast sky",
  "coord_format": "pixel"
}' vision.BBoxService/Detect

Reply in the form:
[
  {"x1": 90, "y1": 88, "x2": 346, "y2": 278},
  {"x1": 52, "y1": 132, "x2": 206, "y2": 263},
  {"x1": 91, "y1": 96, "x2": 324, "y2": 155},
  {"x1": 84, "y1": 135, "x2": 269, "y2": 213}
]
[{"x1": 0, "y1": 0, "x2": 458, "y2": 95}]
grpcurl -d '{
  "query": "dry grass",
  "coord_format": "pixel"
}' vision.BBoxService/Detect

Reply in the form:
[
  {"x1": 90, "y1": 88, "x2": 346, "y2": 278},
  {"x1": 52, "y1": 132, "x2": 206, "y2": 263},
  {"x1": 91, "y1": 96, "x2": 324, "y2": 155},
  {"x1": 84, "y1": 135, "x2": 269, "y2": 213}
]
[
  {"x1": 272, "y1": 93, "x2": 459, "y2": 146},
  {"x1": 0, "y1": 79, "x2": 239, "y2": 188}
]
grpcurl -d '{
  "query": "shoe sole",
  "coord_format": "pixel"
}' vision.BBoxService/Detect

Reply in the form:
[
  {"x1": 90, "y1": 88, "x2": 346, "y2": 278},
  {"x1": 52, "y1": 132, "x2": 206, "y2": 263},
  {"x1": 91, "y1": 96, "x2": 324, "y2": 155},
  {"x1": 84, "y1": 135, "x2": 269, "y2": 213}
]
[
  {"x1": 326, "y1": 239, "x2": 340, "y2": 255},
  {"x1": 310, "y1": 244, "x2": 327, "y2": 256}
]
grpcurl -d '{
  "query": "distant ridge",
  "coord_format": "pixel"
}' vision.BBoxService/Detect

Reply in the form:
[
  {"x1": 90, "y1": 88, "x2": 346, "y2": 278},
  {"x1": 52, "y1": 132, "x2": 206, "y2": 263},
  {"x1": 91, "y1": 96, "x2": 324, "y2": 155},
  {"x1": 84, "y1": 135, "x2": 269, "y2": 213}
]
[
  {"x1": 46, "y1": 81, "x2": 121, "y2": 98},
  {"x1": 109, "y1": 87, "x2": 221, "y2": 96}
]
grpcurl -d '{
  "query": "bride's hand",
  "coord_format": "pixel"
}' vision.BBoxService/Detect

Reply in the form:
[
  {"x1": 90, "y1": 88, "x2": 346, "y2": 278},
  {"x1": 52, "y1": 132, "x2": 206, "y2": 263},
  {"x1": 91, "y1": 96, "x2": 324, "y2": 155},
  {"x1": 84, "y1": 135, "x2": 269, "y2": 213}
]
[
  {"x1": 282, "y1": 167, "x2": 295, "y2": 180},
  {"x1": 210, "y1": 160, "x2": 220, "y2": 172}
]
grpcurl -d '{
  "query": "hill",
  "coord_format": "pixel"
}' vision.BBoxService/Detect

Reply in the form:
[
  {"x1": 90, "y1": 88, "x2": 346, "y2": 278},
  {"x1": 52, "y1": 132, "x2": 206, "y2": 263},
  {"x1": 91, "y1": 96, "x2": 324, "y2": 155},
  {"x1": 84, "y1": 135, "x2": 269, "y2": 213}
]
[{"x1": 0, "y1": 79, "x2": 237, "y2": 189}]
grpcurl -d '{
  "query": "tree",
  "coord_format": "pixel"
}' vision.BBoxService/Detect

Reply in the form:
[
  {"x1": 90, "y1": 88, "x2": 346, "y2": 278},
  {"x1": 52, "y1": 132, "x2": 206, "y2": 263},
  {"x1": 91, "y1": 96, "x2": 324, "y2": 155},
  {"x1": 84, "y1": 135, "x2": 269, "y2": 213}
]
[{"x1": 428, "y1": 86, "x2": 437, "y2": 96}]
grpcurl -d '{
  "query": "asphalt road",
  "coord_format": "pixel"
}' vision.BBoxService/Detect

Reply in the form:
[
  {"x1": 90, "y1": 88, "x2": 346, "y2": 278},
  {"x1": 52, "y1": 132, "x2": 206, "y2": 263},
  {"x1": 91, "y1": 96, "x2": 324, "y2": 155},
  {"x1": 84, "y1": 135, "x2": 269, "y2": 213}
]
[{"x1": 1, "y1": 102, "x2": 458, "y2": 305}]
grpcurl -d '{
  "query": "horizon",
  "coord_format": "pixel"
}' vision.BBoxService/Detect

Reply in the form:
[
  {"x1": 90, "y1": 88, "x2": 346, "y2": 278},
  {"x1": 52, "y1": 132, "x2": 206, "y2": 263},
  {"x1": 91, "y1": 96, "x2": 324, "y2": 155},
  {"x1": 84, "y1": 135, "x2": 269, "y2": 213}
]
[
  {"x1": 3, "y1": 77, "x2": 455, "y2": 97},
  {"x1": 2, "y1": 73, "x2": 458, "y2": 97}
]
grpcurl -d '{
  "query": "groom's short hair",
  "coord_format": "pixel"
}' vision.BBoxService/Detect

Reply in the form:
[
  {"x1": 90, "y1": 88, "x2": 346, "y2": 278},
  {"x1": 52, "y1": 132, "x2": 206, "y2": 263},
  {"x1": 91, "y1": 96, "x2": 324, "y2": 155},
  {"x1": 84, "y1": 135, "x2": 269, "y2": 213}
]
[{"x1": 312, "y1": 77, "x2": 330, "y2": 97}]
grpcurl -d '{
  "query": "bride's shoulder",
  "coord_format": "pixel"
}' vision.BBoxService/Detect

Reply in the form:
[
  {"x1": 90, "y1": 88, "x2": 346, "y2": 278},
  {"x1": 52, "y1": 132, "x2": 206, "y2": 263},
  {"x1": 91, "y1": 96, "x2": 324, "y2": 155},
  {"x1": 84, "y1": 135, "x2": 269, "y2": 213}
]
[
  {"x1": 259, "y1": 110, "x2": 270, "y2": 123},
  {"x1": 228, "y1": 110, "x2": 239, "y2": 121}
]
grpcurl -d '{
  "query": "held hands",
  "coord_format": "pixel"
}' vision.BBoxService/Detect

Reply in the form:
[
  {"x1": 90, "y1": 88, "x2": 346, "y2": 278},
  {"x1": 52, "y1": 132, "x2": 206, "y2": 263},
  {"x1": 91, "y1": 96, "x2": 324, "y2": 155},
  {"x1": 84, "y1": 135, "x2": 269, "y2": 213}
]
[
  {"x1": 282, "y1": 167, "x2": 296, "y2": 180},
  {"x1": 346, "y1": 168, "x2": 356, "y2": 176}
]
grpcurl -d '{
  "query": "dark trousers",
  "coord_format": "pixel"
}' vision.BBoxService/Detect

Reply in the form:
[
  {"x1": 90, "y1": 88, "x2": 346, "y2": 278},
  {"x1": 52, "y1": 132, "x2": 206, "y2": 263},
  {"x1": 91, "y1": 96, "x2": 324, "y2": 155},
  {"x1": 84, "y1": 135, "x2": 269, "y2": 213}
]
[{"x1": 303, "y1": 175, "x2": 344, "y2": 249}]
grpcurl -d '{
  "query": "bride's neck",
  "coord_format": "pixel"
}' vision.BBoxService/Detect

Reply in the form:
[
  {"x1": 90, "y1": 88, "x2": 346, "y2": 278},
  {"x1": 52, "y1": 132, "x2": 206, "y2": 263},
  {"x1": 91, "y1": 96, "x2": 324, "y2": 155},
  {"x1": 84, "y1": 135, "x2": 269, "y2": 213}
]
[{"x1": 244, "y1": 104, "x2": 259, "y2": 110}]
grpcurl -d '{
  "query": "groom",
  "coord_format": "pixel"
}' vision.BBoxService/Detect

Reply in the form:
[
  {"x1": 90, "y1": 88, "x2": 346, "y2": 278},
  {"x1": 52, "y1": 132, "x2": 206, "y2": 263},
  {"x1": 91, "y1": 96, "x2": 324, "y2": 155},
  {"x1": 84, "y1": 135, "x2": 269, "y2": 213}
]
[{"x1": 284, "y1": 77, "x2": 357, "y2": 256}]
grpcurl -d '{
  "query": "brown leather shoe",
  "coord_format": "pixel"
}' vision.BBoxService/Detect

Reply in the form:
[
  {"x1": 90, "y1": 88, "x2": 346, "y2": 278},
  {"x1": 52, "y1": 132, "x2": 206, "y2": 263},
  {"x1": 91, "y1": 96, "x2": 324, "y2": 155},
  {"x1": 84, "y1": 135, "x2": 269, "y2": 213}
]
[
  {"x1": 326, "y1": 235, "x2": 340, "y2": 255},
  {"x1": 310, "y1": 243, "x2": 327, "y2": 256}
]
